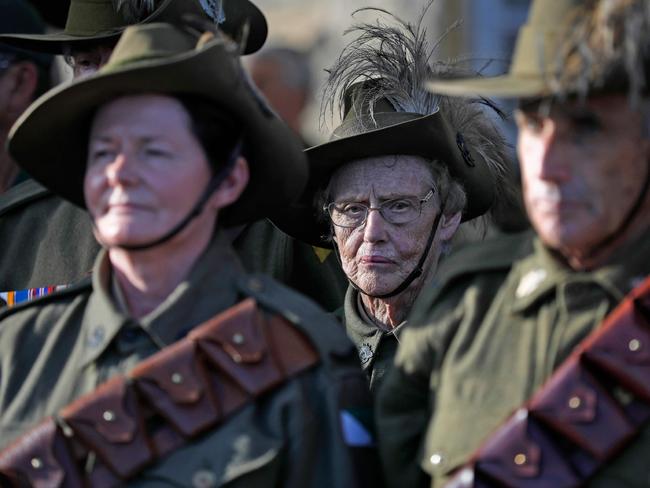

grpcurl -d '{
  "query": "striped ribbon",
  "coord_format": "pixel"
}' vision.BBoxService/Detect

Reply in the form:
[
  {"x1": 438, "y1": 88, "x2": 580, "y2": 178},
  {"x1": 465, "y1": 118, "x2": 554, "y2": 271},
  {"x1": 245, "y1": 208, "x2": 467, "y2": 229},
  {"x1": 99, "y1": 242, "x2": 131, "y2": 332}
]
[{"x1": 0, "y1": 285, "x2": 68, "y2": 307}]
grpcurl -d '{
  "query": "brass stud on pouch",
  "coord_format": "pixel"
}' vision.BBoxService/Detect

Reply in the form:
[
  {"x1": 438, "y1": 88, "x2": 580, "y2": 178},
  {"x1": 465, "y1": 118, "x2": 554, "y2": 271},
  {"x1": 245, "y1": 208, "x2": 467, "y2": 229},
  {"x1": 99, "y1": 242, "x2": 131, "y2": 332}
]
[
  {"x1": 102, "y1": 410, "x2": 116, "y2": 422},
  {"x1": 629, "y1": 339, "x2": 641, "y2": 352},
  {"x1": 514, "y1": 453, "x2": 527, "y2": 466},
  {"x1": 568, "y1": 396, "x2": 582, "y2": 409}
]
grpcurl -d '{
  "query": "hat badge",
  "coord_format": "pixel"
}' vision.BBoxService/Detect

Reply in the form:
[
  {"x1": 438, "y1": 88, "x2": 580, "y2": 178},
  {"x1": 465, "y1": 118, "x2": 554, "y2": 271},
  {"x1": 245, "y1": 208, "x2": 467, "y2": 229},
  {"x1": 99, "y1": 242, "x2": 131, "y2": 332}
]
[{"x1": 358, "y1": 343, "x2": 374, "y2": 365}]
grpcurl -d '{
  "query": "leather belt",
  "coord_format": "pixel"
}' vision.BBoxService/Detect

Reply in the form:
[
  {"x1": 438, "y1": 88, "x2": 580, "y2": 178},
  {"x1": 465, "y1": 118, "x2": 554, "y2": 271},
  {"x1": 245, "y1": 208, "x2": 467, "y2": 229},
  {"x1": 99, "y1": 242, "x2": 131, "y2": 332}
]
[
  {"x1": 445, "y1": 276, "x2": 650, "y2": 488},
  {"x1": 0, "y1": 298, "x2": 319, "y2": 487}
]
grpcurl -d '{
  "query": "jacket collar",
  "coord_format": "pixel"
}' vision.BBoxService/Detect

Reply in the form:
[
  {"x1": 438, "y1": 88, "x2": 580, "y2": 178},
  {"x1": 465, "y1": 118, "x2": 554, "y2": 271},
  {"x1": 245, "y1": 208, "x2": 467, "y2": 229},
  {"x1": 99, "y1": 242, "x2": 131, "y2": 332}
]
[
  {"x1": 343, "y1": 285, "x2": 404, "y2": 370},
  {"x1": 79, "y1": 231, "x2": 244, "y2": 368},
  {"x1": 511, "y1": 227, "x2": 650, "y2": 314}
]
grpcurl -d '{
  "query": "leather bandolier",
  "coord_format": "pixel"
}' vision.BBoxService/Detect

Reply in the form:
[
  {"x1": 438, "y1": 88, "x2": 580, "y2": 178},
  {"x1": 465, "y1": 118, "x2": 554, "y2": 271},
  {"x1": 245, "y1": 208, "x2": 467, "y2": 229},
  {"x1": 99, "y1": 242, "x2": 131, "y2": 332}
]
[
  {"x1": 444, "y1": 276, "x2": 650, "y2": 488},
  {"x1": 0, "y1": 298, "x2": 320, "y2": 487}
]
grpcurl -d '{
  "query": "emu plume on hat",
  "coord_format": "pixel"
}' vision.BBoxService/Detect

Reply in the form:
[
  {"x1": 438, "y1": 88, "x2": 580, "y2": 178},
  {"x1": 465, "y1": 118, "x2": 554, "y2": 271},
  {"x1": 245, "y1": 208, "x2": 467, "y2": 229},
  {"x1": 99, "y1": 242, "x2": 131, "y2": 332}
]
[{"x1": 271, "y1": 2, "x2": 516, "y2": 247}]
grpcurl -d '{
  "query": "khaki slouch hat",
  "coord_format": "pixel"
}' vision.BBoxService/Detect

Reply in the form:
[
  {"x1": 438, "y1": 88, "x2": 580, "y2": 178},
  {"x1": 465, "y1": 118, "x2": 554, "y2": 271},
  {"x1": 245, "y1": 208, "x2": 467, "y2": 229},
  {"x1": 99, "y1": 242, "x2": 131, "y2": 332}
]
[
  {"x1": 7, "y1": 22, "x2": 307, "y2": 226},
  {"x1": 427, "y1": 0, "x2": 650, "y2": 100}
]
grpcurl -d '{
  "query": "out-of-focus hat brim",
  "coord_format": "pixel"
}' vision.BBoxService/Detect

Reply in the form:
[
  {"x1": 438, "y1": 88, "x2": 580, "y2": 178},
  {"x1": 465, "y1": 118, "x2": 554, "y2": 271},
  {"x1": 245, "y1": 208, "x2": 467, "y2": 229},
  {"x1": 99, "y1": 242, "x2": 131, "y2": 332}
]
[
  {"x1": 426, "y1": 75, "x2": 548, "y2": 99},
  {"x1": 0, "y1": 0, "x2": 267, "y2": 55}
]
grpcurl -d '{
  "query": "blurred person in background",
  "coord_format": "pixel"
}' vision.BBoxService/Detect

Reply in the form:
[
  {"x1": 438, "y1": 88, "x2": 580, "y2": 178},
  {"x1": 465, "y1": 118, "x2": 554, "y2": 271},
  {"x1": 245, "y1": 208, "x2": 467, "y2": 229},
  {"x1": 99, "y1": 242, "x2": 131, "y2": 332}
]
[
  {"x1": 377, "y1": 0, "x2": 650, "y2": 486},
  {"x1": 0, "y1": 0, "x2": 52, "y2": 194},
  {"x1": 248, "y1": 45, "x2": 314, "y2": 146}
]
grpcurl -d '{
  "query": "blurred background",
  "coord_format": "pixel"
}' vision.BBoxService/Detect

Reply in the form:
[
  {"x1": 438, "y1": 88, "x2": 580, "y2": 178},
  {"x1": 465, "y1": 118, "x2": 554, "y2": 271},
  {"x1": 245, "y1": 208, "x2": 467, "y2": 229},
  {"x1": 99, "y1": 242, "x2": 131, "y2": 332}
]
[
  {"x1": 23, "y1": 0, "x2": 531, "y2": 145},
  {"x1": 248, "y1": 0, "x2": 532, "y2": 146}
]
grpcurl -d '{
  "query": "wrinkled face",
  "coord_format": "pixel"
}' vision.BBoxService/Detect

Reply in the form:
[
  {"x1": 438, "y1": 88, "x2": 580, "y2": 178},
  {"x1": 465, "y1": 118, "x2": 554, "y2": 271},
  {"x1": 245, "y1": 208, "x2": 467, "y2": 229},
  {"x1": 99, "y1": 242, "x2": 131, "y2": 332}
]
[
  {"x1": 516, "y1": 94, "x2": 650, "y2": 254},
  {"x1": 85, "y1": 94, "x2": 213, "y2": 248},
  {"x1": 328, "y1": 156, "x2": 443, "y2": 296}
]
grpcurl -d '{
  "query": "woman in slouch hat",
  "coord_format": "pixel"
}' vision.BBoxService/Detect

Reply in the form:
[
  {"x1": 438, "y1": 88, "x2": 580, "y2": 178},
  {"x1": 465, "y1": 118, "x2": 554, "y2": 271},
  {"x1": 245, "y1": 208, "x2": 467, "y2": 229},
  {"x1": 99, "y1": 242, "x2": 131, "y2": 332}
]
[
  {"x1": 272, "y1": 7, "x2": 520, "y2": 392},
  {"x1": 0, "y1": 22, "x2": 377, "y2": 487}
]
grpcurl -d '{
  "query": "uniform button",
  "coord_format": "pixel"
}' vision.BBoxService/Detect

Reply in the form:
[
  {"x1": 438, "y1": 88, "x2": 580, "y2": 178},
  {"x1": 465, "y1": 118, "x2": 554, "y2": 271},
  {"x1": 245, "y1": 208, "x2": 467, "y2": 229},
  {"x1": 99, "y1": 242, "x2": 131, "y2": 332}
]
[
  {"x1": 86, "y1": 327, "x2": 105, "y2": 348},
  {"x1": 232, "y1": 333, "x2": 245, "y2": 345},
  {"x1": 430, "y1": 453, "x2": 444, "y2": 466},
  {"x1": 192, "y1": 469, "x2": 217, "y2": 488},
  {"x1": 30, "y1": 457, "x2": 43, "y2": 470},
  {"x1": 284, "y1": 310, "x2": 300, "y2": 324},
  {"x1": 61, "y1": 424, "x2": 74, "y2": 437},
  {"x1": 248, "y1": 278, "x2": 264, "y2": 292}
]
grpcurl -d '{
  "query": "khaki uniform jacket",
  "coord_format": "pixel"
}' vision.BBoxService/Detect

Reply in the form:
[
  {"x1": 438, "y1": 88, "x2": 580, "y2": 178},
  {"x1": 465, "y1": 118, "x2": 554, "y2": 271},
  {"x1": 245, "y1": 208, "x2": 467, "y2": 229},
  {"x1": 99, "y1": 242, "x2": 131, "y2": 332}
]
[
  {"x1": 376, "y1": 228, "x2": 650, "y2": 488},
  {"x1": 0, "y1": 233, "x2": 375, "y2": 487},
  {"x1": 0, "y1": 181, "x2": 347, "y2": 311},
  {"x1": 341, "y1": 286, "x2": 403, "y2": 394},
  {"x1": 0, "y1": 180, "x2": 99, "y2": 290}
]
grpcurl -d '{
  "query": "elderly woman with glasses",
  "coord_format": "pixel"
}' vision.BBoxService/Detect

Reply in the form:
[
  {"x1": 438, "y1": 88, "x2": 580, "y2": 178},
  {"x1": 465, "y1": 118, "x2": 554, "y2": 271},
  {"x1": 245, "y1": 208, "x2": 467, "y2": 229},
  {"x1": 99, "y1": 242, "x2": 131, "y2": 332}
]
[{"x1": 273, "y1": 10, "x2": 517, "y2": 392}]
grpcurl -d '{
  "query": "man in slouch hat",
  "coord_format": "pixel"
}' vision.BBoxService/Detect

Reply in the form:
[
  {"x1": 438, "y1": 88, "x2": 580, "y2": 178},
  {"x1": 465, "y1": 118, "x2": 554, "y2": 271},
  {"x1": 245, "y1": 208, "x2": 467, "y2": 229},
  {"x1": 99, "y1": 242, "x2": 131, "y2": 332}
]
[
  {"x1": 0, "y1": 0, "x2": 52, "y2": 195},
  {"x1": 377, "y1": 0, "x2": 650, "y2": 486},
  {"x1": 0, "y1": 22, "x2": 376, "y2": 486},
  {"x1": 0, "y1": 0, "x2": 346, "y2": 311}
]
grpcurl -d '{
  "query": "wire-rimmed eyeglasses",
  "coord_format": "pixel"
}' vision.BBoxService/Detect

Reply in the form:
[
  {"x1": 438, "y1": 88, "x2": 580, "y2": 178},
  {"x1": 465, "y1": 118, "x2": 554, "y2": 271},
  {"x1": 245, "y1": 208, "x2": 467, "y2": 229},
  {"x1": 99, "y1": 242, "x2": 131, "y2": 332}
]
[{"x1": 324, "y1": 188, "x2": 435, "y2": 228}]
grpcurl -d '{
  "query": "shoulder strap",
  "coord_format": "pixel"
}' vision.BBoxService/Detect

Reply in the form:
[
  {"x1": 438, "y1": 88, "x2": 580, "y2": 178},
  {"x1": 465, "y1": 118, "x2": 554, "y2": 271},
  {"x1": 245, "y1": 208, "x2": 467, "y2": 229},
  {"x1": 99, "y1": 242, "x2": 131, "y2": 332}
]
[
  {"x1": 236, "y1": 273, "x2": 354, "y2": 359},
  {"x1": 445, "y1": 276, "x2": 650, "y2": 487},
  {"x1": 0, "y1": 179, "x2": 51, "y2": 218},
  {"x1": 436, "y1": 231, "x2": 532, "y2": 286},
  {"x1": 0, "y1": 298, "x2": 319, "y2": 487},
  {"x1": 409, "y1": 232, "x2": 533, "y2": 324}
]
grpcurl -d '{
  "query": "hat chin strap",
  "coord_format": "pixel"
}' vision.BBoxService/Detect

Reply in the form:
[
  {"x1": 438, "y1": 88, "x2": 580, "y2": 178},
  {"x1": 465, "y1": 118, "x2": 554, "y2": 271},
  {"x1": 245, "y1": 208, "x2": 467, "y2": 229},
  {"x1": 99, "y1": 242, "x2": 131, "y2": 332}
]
[
  {"x1": 99, "y1": 145, "x2": 241, "y2": 252},
  {"x1": 582, "y1": 159, "x2": 650, "y2": 260},
  {"x1": 334, "y1": 203, "x2": 445, "y2": 300}
]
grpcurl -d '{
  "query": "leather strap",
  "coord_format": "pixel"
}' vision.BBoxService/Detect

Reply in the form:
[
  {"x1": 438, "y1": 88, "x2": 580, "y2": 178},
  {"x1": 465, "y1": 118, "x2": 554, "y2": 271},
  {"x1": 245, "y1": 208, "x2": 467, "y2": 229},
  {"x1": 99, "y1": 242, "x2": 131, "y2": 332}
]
[
  {"x1": 0, "y1": 298, "x2": 319, "y2": 488},
  {"x1": 445, "y1": 276, "x2": 650, "y2": 488}
]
